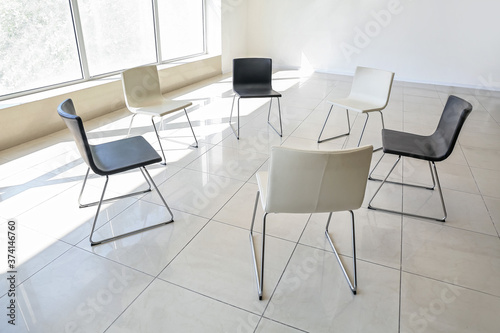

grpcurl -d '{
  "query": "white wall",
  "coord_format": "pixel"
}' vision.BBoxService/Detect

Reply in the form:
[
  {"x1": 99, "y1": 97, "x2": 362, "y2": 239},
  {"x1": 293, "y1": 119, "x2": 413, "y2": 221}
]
[
  {"x1": 221, "y1": 0, "x2": 248, "y2": 72},
  {"x1": 206, "y1": 0, "x2": 222, "y2": 56},
  {"x1": 240, "y1": 0, "x2": 500, "y2": 89}
]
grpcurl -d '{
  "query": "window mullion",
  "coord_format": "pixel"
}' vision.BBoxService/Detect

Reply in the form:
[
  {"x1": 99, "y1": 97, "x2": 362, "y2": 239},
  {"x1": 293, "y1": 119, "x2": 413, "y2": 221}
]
[
  {"x1": 152, "y1": 0, "x2": 162, "y2": 64},
  {"x1": 69, "y1": 0, "x2": 90, "y2": 79},
  {"x1": 202, "y1": 0, "x2": 207, "y2": 54}
]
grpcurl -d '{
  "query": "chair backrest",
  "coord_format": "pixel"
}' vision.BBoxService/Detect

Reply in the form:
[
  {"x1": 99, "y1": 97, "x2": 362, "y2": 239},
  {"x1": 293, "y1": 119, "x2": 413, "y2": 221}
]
[
  {"x1": 57, "y1": 99, "x2": 100, "y2": 174},
  {"x1": 265, "y1": 145, "x2": 373, "y2": 214},
  {"x1": 349, "y1": 66, "x2": 395, "y2": 108},
  {"x1": 431, "y1": 95, "x2": 473, "y2": 161},
  {"x1": 233, "y1": 58, "x2": 273, "y2": 89},
  {"x1": 122, "y1": 65, "x2": 163, "y2": 109}
]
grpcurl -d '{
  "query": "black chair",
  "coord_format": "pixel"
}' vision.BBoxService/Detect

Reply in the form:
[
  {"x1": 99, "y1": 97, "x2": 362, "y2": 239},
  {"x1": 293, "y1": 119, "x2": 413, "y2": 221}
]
[
  {"x1": 368, "y1": 95, "x2": 472, "y2": 221},
  {"x1": 229, "y1": 58, "x2": 283, "y2": 139},
  {"x1": 57, "y1": 99, "x2": 174, "y2": 246}
]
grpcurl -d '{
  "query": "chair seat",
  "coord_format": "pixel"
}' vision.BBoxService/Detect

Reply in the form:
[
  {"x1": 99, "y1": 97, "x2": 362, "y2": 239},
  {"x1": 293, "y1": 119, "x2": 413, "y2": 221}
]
[
  {"x1": 382, "y1": 129, "x2": 448, "y2": 162},
  {"x1": 329, "y1": 97, "x2": 386, "y2": 113},
  {"x1": 91, "y1": 136, "x2": 162, "y2": 175},
  {"x1": 129, "y1": 99, "x2": 193, "y2": 117},
  {"x1": 234, "y1": 86, "x2": 281, "y2": 98}
]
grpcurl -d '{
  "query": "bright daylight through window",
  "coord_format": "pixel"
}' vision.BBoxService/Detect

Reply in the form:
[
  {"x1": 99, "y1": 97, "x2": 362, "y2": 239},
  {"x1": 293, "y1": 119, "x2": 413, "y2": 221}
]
[
  {"x1": 0, "y1": 0, "x2": 205, "y2": 100},
  {"x1": 0, "y1": 1, "x2": 82, "y2": 97}
]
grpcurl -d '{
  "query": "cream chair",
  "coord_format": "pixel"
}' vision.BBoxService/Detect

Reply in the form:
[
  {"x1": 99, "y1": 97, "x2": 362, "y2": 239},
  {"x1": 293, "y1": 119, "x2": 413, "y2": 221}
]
[
  {"x1": 318, "y1": 66, "x2": 394, "y2": 150},
  {"x1": 122, "y1": 65, "x2": 198, "y2": 165},
  {"x1": 249, "y1": 145, "x2": 373, "y2": 300}
]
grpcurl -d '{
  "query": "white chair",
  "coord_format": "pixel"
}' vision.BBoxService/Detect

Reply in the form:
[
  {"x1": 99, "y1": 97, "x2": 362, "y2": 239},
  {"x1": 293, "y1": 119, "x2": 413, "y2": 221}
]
[
  {"x1": 318, "y1": 66, "x2": 394, "y2": 150},
  {"x1": 249, "y1": 145, "x2": 373, "y2": 300},
  {"x1": 122, "y1": 65, "x2": 198, "y2": 165}
]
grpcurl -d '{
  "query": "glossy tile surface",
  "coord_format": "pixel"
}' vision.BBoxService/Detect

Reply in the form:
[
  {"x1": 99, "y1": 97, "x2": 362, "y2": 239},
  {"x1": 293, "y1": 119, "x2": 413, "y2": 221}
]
[{"x1": 1, "y1": 71, "x2": 499, "y2": 332}]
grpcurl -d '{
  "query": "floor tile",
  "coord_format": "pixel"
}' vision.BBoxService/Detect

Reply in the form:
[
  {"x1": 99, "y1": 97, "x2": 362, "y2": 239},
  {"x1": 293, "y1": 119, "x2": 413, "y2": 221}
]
[
  {"x1": 402, "y1": 218, "x2": 500, "y2": 296},
  {"x1": 0, "y1": 247, "x2": 153, "y2": 333},
  {"x1": 471, "y1": 167, "x2": 500, "y2": 198},
  {"x1": 76, "y1": 205, "x2": 209, "y2": 276},
  {"x1": 255, "y1": 318, "x2": 305, "y2": 333},
  {"x1": 213, "y1": 182, "x2": 310, "y2": 242},
  {"x1": 219, "y1": 126, "x2": 286, "y2": 154},
  {"x1": 18, "y1": 181, "x2": 137, "y2": 245},
  {"x1": 462, "y1": 146, "x2": 500, "y2": 171},
  {"x1": 402, "y1": 188, "x2": 497, "y2": 235},
  {"x1": 244, "y1": 111, "x2": 303, "y2": 137},
  {"x1": 185, "y1": 145, "x2": 268, "y2": 182},
  {"x1": 459, "y1": 132, "x2": 500, "y2": 150},
  {"x1": 400, "y1": 272, "x2": 500, "y2": 333},
  {"x1": 0, "y1": 166, "x2": 80, "y2": 219},
  {"x1": 284, "y1": 134, "x2": 347, "y2": 151},
  {"x1": 0, "y1": 224, "x2": 71, "y2": 291},
  {"x1": 265, "y1": 244, "x2": 400, "y2": 333},
  {"x1": 299, "y1": 208, "x2": 402, "y2": 269},
  {"x1": 159, "y1": 220, "x2": 296, "y2": 314},
  {"x1": 106, "y1": 279, "x2": 260, "y2": 333},
  {"x1": 462, "y1": 119, "x2": 500, "y2": 136},
  {"x1": 483, "y1": 196, "x2": 500, "y2": 236},
  {"x1": 141, "y1": 168, "x2": 245, "y2": 219}
]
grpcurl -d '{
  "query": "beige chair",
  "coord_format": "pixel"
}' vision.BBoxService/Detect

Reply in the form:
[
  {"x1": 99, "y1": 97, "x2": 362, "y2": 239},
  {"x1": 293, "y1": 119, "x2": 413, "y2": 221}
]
[
  {"x1": 249, "y1": 145, "x2": 373, "y2": 300},
  {"x1": 122, "y1": 65, "x2": 198, "y2": 165},
  {"x1": 318, "y1": 66, "x2": 394, "y2": 150}
]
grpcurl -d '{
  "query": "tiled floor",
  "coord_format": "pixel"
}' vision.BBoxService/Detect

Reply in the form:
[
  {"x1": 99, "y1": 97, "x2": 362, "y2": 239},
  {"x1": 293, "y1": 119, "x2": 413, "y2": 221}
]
[{"x1": 1, "y1": 70, "x2": 500, "y2": 332}]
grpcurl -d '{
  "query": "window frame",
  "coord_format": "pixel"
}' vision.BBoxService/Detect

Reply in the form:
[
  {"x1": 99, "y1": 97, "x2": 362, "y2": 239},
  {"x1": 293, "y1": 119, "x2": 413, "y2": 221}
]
[{"x1": 0, "y1": 0, "x2": 207, "y2": 101}]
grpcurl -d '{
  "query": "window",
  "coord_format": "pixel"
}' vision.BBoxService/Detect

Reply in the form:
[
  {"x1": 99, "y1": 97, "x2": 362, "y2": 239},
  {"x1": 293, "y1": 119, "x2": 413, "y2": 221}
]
[
  {"x1": 158, "y1": 0, "x2": 205, "y2": 61},
  {"x1": 0, "y1": 0, "x2": 82, "y2": 97},
  {"x1": 78, "y1": 0, "x2": 157, "y2": 76},
  {"x1": 0, "y1": 0, "x2": 206, "y2": 100}
]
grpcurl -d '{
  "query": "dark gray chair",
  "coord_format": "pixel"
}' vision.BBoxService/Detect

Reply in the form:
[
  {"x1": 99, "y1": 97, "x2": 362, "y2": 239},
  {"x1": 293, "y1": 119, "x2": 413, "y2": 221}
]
[
  {"x1": 57, "y1": 99, "x2": 174, "y2": 246},
  {"x1": 368, "y1": 95, "x2": 473, "y2": 221},
  {"x1": 229, "y1": 58, "x2": 283, "y2": 139}
]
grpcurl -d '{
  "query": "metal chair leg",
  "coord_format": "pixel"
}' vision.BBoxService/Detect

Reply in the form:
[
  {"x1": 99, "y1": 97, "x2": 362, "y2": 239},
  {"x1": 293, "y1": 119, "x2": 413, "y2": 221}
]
[
  {"x1": 183, "y1": 108, "x2": 199, "y2": 148},
  {"x1": 88, "y1": 167, "x2": 174, "y2": 246},
  {"x1": 357, "y1": 113, "x2": 370, "y2": 148},
  {"x1": 249, "y1": 191, "x2": 265, "y2": 300},
  {"x1": 369, "y1": 155, "x2": 436, "y2": 190},
  {"x1": 356, "y1": 111, "x2": 384, "y2": 151},
  {"x1": 78, "y1": 167, "x2": 153, "y2": 208},
  {"x1": 151, "y1": 117, "x2": 167, "y2": 165},
  {"x1": 325, "y1": 211, "x2": 357, "y2": 294},
  {"x1": 126, "y1": 114, "x2": 137, "y2": 138},
  {"x1": 229, "y1": 94, "x2": 236, "y2": 124},
  {"x1": 318, "y1": 106, "x2": 351, "y2": 143},
  {"x1": 229, "y1": 95, "x2": 240, "y2": 139},
  {"x1": 267, "y1": 97, "x2": 283, "y2": 137},
  {"x1": 368, "y1": 156, "x2": 447, "y2": 222},
  {"x1": 318, "y1": 105, "x2": 384, "y2": 151},
  {"x1": 373, "y1": 111, "x2": 385, "y2": 152}
]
